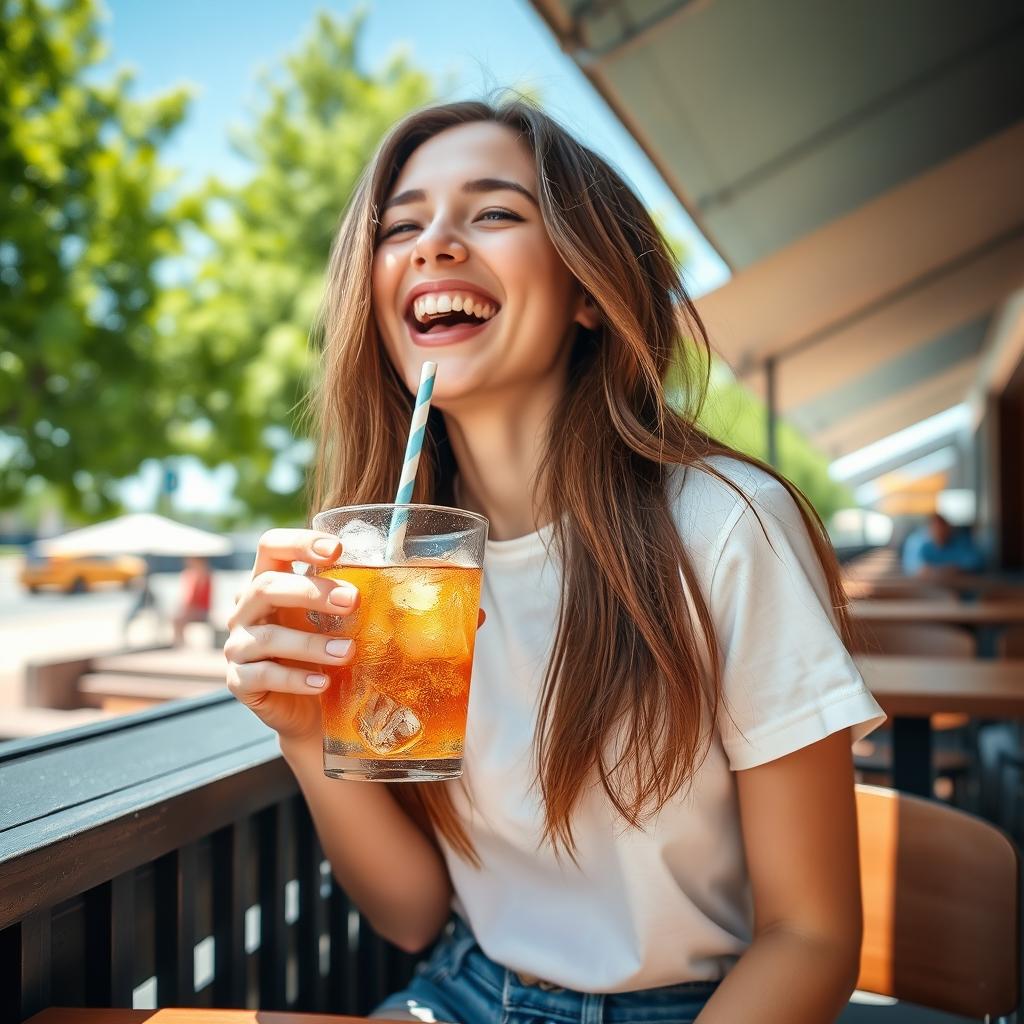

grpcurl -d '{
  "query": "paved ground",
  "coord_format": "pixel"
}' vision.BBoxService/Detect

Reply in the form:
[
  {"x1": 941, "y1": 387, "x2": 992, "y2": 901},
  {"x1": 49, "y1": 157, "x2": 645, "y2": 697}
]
[{"x1": 0, "y1": 556, "x2": 248, "y2": 708}]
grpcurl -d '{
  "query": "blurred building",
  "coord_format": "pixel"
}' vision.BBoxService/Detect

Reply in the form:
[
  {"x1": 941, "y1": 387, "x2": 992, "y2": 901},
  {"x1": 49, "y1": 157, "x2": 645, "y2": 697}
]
[{"x1": 531, "y1": 0, "x2": 1024, "y2": 566}]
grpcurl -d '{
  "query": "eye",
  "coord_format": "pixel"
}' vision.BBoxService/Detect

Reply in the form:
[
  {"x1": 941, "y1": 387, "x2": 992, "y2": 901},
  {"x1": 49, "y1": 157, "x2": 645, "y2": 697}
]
[
  {"x1": 477, "y1": 209, "x2": 522, "y2": 223},
  {"x1": 380, "y1": 222, "x2": 415, "y2": 239},
  {"x1": 379, "y1": 208, "x2": 523, "y2": 240}
]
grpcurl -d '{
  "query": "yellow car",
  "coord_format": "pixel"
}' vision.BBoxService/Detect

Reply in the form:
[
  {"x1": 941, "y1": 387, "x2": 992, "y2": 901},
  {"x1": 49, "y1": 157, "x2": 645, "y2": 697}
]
[{"x1": 20, "y1": 553, "x2": 148, "y2": 594}]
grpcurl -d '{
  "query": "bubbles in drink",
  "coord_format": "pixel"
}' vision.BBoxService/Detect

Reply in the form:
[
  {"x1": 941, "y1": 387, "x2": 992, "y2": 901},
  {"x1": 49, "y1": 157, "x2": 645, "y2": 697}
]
[{"x1": 355, "y1": 690, "x2": 424, "y2": 755}]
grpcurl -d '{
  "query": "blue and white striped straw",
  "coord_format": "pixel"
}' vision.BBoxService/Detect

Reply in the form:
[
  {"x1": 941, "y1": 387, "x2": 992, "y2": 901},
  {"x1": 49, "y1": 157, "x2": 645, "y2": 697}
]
[{"x1": 384, "y1": 360, "x2": 437, "y2": 562}]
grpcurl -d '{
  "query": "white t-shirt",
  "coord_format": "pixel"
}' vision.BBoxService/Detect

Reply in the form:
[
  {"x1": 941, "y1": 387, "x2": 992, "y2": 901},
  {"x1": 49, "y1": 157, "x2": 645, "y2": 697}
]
[{"x1": 441, "y1": 455, "x2": 886, "y2": 992}]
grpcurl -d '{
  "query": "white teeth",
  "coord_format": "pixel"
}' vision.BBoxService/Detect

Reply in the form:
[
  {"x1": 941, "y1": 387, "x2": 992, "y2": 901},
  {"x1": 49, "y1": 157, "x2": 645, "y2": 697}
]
[{"x1": 411, "y1": 292, "x2": 499, "y2": 323}]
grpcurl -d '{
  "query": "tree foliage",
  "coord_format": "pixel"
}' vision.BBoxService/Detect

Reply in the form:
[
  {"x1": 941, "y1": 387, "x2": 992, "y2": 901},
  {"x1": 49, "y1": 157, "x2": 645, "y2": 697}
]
[
  {"x1": 0, "y1": 0, "x2": 191, "y2": 517},
  {"x1": 6, "y1": 2, "x2": 848, "y2": 526},
  {"x1": 667, "y1": 349, "x2": 852, "y2": 521},
  {"x1": 162, "y1": 11, "x2": 435, "y2": 522}
]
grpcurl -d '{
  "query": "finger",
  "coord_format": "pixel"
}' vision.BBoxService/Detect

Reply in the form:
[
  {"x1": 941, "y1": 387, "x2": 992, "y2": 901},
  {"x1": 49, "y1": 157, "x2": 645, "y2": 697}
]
[
  {"x1": 225, "y1": 623, "x2": 357, "y2": 667},
  {"x1": 477, "y1": 608, "x2": 486, "y2": 629},
  {"x1": 250, "y1": 528, "x2": 344, "y2": 578},
  {"x1": 228, "y1": 570, "x2": 359, "y2": 630},
  {"x1": 226, "y1": 658, "x2": 336, "y2": 701}
]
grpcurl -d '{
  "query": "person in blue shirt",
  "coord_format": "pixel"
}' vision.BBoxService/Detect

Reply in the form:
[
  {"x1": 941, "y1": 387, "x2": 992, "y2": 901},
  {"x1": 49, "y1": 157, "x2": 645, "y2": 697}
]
[{"x1": 901, "y1": 513, "x2": 986, "y2": 576}]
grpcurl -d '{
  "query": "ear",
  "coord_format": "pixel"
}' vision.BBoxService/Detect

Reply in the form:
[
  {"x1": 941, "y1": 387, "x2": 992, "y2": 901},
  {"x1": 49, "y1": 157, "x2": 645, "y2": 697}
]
[{"x1": 573, "y1": 289, "x2": 601, "y2": 331}]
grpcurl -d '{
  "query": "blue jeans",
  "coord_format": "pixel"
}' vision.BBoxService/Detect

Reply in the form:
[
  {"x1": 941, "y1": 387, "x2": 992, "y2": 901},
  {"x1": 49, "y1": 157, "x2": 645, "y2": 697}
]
[{"x1": 372, "y1": 915, "x2": 720, "y2": 1024}]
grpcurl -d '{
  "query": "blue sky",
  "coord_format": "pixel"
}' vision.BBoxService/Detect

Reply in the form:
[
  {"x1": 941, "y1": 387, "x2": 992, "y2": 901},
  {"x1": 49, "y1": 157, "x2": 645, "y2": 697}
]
[
  {"x1": 93, "y1": 0, "x2": 733, "y2": 515},
  {"x1": 96, "y1": 0, "x2": 728, "y2": 290}
]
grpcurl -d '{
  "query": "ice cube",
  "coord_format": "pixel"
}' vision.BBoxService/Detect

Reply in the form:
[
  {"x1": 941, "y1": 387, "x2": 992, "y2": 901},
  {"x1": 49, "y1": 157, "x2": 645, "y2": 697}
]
[
  {"x1": 396, "y1": 588, "x2": 470, "y2": 662},
  {"x1": 338, "y1": 519, "x2": 387, "y2": 565},
  {"x1": 390, "y1": 575, "x2": 442, "y2": 613},
  {"x1": 306, "y1": 609, "x2": 349, "y2": 633},
  {"x1": 355, "y1": 691, "x2": 423, "y2": 755}
]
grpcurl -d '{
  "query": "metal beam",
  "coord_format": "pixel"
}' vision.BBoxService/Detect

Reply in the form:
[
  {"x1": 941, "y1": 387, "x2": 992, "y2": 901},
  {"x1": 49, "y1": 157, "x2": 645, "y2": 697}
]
[
  {"x1": 765, "y1": 356, "x2": 779, "y2": 467},
  {"x1": 567, "y1": 0, "x2": 704, "y2": 68}
]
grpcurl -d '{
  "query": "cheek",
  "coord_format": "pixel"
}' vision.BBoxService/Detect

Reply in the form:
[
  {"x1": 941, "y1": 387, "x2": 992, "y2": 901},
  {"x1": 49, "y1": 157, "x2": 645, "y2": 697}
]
[
  {"x1": 517, "y1": 262, "x2": 578, "y2": 343},
  {"x1": 370, "y1": 265, "x2": 400, "y2": 345},
  {"x1": 369, "y1": 257, "x2": 391, "y2": 314}
]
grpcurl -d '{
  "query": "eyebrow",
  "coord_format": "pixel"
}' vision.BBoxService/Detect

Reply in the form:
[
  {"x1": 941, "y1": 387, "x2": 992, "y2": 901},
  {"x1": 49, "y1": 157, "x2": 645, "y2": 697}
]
[{"x1": 381, "y1": 178, "x2": 538, "y2": 214}]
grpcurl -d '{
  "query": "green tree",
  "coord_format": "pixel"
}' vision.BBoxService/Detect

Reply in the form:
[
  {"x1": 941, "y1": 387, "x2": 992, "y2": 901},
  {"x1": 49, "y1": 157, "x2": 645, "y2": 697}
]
[
  {"x1": 657, "y1": 221, "x2": 850, "y2": 521},
  {"x1": 667, "y1": 348, "x2": 851, "y2": 521},
  {"x1": 0, "y1": 0, "x2": 191, "y2": 518},
  {"x1": 163, "y1": 10, "x2": 435, "y2": 523}
]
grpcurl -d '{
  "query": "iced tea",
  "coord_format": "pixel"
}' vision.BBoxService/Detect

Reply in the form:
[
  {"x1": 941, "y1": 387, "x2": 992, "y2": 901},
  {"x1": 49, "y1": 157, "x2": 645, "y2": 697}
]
[
  {"x1": 288, "y1": 504, "x2": 487, "y2": 781},
  {"x1": 324, "y1": 559, "x2": 482, "y2": 766}
]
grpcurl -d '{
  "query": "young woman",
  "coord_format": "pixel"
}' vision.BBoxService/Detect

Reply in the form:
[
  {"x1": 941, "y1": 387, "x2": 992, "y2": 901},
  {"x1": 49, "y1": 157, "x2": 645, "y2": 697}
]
[{"x1": 224, "y1": 95, "x2": 885, "y2": 1024}]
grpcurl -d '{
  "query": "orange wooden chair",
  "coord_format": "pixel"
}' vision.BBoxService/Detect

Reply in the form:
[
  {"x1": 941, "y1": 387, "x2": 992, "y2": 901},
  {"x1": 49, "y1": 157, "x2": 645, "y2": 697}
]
[{"x1": 855, "y1": 784, "x2": 1020, "y2": 1020}]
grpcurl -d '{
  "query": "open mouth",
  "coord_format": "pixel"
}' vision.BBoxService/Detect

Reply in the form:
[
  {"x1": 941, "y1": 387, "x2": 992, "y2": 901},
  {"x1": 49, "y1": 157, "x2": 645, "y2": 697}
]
[
  {"x1": 403, "y1": 294, "x2": 502, "y2": 343},
  {"x1": 407, "y1": 304, "x2": 501, "y2": 336}
]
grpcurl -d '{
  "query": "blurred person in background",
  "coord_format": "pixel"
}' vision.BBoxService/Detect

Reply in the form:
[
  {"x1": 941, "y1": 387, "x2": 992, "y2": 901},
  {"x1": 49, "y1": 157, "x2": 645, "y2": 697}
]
[
  {"x1": 173, "y1": 556, "x2": 213, "y2": 645},
  {"x1": 122, "y1": 562, "x2": 163, "y2": 640},
  {"x1": 901, "y1": 512, "x2": 986, "y2": 577}
]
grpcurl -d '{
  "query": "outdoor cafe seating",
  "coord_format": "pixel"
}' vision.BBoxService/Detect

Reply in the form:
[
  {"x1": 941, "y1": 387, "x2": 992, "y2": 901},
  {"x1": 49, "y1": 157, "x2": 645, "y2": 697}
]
[
  {"x1": 4, "y1": 559, "x2": 1024, "y2": 1023},
  {"x1": 4, "y1": 736, "x2": 1019, "y2": 1024}
]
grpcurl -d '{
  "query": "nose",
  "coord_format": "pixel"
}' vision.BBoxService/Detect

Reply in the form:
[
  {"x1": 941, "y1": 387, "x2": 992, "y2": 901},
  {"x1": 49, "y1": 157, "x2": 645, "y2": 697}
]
[{"x1": 411, "y1": 216, "x2": 468, "y2": 267}]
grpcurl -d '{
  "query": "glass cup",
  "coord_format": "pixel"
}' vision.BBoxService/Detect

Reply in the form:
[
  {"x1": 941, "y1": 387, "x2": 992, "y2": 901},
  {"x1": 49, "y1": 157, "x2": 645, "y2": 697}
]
[{"x1": 283, "y1": 503, "x2": 488, "y2": 782}]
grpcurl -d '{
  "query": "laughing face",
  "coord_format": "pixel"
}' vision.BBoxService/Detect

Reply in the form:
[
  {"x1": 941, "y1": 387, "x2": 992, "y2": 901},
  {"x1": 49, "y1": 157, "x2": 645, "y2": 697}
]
[{"x1": 371, "y1": 121, "x2": 599, "y2": 408}]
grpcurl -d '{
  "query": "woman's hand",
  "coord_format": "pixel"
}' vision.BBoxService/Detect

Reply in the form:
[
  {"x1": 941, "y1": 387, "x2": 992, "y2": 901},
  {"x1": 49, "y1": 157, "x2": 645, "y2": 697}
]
[{"x1": 224, "y1": 529, "x2": 361, "y2": 745}]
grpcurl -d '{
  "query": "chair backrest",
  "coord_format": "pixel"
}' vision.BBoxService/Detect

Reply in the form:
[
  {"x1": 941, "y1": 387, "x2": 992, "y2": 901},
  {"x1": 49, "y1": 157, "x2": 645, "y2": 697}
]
[
  {"x1": 856, "y1": 784, "x2": 1020, "y2": 1018},
  {"x1": 850, "y1": 621, "x2": 975, "y2": 658},
  {"x1": 1001, "y1": 624, "x2": 1024, "y2": 659}
]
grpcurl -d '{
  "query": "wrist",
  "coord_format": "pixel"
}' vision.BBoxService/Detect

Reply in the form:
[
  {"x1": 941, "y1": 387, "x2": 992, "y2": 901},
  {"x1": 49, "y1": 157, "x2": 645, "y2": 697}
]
[{"x1": 278, "y1": 733, "x2": 322, "y2": 768}]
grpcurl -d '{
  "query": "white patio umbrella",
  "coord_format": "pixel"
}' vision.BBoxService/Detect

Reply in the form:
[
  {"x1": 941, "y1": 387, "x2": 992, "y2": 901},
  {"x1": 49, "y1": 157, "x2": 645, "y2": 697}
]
[{"x1": 38, "y1": 513, "x2": 233, "y2": 558}]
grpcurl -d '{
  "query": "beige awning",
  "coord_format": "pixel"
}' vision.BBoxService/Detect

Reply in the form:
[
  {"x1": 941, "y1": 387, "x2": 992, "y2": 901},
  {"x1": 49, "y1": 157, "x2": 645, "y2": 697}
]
[
  {"x1": 530, "y1": 0, "x2": 1024, "y2": 458},
  {"x1": 694, "y1": 124, "x2": 1024, "y2": 425},
  {"x1": 813, "y1": 359, "x2": 981, "y2": 457}
]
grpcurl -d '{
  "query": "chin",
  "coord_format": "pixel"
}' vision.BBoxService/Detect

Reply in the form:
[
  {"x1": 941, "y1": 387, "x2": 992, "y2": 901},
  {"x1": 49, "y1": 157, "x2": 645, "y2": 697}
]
[
  {"x1": 420, "y1": 360, "x2": 492, "y2": 408},
  {"x1": 385, "y1": 344, "x2": 481, "y2": 399}
]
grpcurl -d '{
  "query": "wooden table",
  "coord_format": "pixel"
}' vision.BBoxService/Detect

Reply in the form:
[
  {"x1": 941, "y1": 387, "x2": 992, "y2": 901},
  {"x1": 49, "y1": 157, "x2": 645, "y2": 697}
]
[
  {"x1": 845, "y1": 573, "x2": 1023, "y2": 596},
  {"x1": 27, "y1": 1010, "x2": 372, "y2": 1023},
  {"x1": 852, "y1": 599, "x2": 1024, "y2": 625},
  {"x1": 857, "y1": 655, "x2": 1024, "y2": 796}
]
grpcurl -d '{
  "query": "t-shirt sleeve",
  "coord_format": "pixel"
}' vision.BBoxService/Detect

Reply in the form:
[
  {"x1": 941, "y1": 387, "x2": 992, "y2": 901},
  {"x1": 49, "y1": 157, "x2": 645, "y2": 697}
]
[{"x1": 708, "y1": 475, "x2": 886, "y2": 771}]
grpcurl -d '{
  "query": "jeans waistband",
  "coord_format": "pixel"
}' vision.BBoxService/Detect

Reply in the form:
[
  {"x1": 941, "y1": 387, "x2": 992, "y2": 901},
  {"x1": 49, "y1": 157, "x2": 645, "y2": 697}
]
[{"x1": 438, "y1": 914, "x2": 720, "y2": 1021}]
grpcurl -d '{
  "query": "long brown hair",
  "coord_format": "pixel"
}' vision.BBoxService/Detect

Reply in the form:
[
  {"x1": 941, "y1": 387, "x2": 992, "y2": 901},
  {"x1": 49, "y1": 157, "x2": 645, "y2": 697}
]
[{"x1": 305, "y1": 93, "x2": 852, "y2": 864}]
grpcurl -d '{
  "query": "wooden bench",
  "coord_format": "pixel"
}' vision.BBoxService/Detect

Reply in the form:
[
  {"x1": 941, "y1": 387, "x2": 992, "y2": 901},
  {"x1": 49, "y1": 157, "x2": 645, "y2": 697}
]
[
  {"x1": 0, "y1": 706, "x2": 118, "y2": 740},
  {"x1": 91, "y1": 649, "x2": 227, "y2": 680},
  {"x1": 76, "y1": 674, "x2": 223, "y2": 713}
]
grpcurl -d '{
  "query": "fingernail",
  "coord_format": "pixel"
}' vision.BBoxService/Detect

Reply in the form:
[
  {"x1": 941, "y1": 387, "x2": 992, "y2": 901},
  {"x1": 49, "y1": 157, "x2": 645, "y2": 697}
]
[
  {"x1": 328, "y1": 584, "x2": 356, "y2": 606},
  {"x1": 326, "y1": 639, "x2": 352, "y2": 657},
  {"x1": 312, "y1": 538, "x2": 339, "y2": 557},
  {"x1": 306, "y1": 673, "x2": 328, "y2": 688}
]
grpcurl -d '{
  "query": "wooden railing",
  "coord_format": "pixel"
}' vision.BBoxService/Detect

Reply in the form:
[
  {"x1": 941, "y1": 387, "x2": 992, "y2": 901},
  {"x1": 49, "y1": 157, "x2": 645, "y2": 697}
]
[{"x1": 0, "y1": 692, "x2": 420, "y2": 1022}]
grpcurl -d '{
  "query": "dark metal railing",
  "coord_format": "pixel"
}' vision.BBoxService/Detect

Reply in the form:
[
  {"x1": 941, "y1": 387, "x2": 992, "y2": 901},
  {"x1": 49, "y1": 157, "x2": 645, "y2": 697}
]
[{"x1": 0, "y1": 692, "x2": 420, "y2": 1021}]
